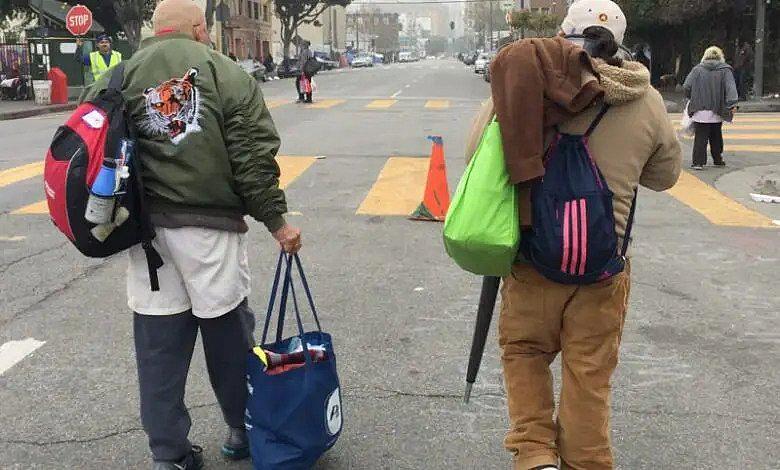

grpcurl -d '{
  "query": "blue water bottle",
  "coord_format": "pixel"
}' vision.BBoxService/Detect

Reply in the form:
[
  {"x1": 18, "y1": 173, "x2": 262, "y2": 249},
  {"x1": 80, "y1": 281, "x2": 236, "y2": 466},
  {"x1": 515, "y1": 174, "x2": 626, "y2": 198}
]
[{"x1": 84, "y1": 158, "x2": 117, "y2": 224}]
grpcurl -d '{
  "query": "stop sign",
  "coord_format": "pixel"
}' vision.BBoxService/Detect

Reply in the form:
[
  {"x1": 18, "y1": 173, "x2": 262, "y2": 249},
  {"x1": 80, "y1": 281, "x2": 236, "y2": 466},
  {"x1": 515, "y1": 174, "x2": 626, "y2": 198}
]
[{"x1": 66, "y1": 5, "x2": 93, "y2": 36}]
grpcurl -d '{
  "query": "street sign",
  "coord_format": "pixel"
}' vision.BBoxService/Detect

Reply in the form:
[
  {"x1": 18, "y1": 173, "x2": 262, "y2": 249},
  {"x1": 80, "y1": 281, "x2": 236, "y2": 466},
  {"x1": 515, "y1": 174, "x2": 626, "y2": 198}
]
[{"x1": 66, "y1": 5, "x2": 93, "y2": 36}]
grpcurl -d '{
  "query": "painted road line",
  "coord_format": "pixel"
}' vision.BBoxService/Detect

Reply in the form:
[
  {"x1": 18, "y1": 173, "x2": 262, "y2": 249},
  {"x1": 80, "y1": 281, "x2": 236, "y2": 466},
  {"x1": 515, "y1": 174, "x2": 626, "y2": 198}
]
[
  {"x1": 675, "y1": 125, "x2": 780, "y2": 131},
  {"x1": 357, "y1": 157, "x2": 428, "y2": 216},
  {"x1": 278, "y1": 156, "x2": 317, "y2": 189},
  {"x1": 266, "y1": 99, "x2": 292, "y2": 109},
  {"x1": 366, "y1": 99, "x2": 398, "y2": 109},
  {"x1": 0, "y1": 162, "x2": 44, "y2": 188},
  {"x1": 11, "y1": 156, "x2": 316, "y2": 215},
  {"x1": 391, "y1": 90, "x2": 403, "y2": 98},
  {"x1": 672, "y1": 117, "x2": 780, "y2": 123},
  {"x1": 666, "y1": 171, "x2": 776, "y2": 228},
  {"x1": 425, "y1": 100, "x2": 450, "y2": 109},
  {"x1": 306, "y1": 99, "x2": 345, "y2": 109},
  {"x1": 0, "y1": 236, "x2": 26, "y2": 242},
  {"x1": 724, "y1": 144, "x2": 780, "y2": 153},
  {"x1": 11, "y1": 200, "x2": 47, "y2": 215},
  {"x1": 0, "y1": 338, "x2": 45, "y2": 376},
  {"x1": 682, "y1": 133, "x2": 780, "y2": 140}
]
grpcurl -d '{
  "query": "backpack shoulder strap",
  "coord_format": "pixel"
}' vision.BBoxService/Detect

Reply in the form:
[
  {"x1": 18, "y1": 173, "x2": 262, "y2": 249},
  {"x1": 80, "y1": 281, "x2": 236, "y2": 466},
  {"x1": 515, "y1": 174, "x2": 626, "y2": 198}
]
[
  {"x1": 107, "y1": 63, "x2": 126, "y2": 91},
  {"x1": 584, "y1": 103, "x2": 611, "y2": 137},
  {"x1": 621, "y1": 188, "x2": 638, "y2": 257}
]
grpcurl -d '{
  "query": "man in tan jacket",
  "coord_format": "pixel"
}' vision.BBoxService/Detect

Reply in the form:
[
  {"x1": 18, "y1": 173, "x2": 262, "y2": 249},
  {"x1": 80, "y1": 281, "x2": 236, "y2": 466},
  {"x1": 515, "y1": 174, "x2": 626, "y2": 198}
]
[{"x1": 468, "y1": 2, "x2": 682, "y2": 469}]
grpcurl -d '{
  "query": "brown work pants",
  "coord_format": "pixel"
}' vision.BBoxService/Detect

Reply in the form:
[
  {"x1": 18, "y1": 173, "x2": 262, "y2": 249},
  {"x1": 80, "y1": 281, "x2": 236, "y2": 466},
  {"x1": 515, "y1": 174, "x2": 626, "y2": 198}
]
[{"x1": 499, "y1": 262, "x2": 631, "y2": 470}]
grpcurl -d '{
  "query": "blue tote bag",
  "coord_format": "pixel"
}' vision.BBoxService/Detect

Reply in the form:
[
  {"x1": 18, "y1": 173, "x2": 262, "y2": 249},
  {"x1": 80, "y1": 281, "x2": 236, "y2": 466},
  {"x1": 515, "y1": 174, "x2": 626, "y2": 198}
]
[{"x1": 245, "y1": 253, "x2": 343, "y2": 470}]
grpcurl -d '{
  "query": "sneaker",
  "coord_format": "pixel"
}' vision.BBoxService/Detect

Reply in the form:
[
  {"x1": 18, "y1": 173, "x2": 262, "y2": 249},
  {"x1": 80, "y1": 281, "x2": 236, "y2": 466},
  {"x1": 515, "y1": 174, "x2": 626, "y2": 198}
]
[
  {"x1": 691, "y1": 165, "x2": 704, "y2": 171},
  {"x1": 153, "y1": 445, "x2": 204, "y2": 470},
  {"x1": 221, "y1": 427, "x2": 250, "y2": 461},
  {"x1": 713, "y1": 160, "x2": 726, "y2": 167}
]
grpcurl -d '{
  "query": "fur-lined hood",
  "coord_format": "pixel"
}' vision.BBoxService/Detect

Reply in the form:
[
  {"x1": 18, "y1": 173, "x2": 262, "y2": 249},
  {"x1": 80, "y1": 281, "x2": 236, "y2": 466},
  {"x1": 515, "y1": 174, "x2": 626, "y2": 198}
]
[{"x1": 594, "y1": 59, "x2": 651, "y2": 105}]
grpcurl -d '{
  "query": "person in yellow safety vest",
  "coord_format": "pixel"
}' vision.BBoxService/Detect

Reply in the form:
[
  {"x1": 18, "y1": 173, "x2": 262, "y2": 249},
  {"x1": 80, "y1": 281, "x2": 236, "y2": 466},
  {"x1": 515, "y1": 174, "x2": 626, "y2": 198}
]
[{"x1": 75, "y1": 33, "x2": 123, "y2": 81}]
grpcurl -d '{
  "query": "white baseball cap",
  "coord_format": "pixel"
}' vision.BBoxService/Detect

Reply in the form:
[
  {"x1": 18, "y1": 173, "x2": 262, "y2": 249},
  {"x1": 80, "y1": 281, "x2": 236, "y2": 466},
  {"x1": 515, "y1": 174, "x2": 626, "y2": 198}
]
[{"x1": 561, "y1": 0, "x2": 627, "y2": 45}]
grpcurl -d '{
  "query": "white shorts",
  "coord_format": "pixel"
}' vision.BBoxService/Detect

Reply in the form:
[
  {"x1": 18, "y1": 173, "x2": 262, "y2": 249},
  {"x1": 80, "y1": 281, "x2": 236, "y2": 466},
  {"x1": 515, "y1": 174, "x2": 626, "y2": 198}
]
[{"x1": 127, "y1": 226, "x2": 251, "y2": 319}]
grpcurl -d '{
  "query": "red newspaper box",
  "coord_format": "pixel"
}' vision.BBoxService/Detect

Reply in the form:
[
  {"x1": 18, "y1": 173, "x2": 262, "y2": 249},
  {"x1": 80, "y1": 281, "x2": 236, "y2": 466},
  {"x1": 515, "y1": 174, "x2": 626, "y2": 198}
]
[{"x1": 48, "y1": 67, "x2": 68, "y2": 105}]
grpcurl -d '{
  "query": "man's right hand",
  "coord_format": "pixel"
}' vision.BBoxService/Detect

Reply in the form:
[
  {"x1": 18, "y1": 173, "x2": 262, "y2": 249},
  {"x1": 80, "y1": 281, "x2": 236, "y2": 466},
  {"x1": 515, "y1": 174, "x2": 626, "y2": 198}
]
[
  {"x1": 76, "y1": 38, "x2": 84, "y2": 47},
  {"x1": 272, "y1": 223, "x2": 302, "y2": 253}
]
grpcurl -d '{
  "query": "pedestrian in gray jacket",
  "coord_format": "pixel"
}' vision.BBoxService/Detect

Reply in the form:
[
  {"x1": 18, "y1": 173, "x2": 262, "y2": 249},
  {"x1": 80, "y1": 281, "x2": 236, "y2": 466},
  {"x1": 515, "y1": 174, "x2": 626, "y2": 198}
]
[{"x1": 683, "y1": 46, "x2": 739, "y2": 169}]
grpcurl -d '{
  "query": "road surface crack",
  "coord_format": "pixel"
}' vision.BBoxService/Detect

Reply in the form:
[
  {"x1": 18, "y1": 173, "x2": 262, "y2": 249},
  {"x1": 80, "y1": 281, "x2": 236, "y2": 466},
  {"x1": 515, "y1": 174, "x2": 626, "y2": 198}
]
[
  {"x1": 0, "y1": 262, "x2": 106, "y2": 329},
  {"x1": 0, "y1": 242, "x2": 69, "y2": 275},
  {"x1": 0, "y1": 402, "x2": 218, "y2": 447}
]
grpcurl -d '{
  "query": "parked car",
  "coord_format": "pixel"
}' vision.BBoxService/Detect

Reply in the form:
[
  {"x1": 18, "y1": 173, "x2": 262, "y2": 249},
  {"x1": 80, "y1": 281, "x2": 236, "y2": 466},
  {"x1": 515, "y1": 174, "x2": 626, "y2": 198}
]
[
  {"x1": 463, "y1": 52, "x2": 477, "y2": 66},
  {"x1": 351, "y1": 54, "x2": 374, "y2": 68},
  {"x1": 277, "y1": 58, "x2": 301, "y2": 78},
  {"x1": 238, "y1": 59, "x2": 264, "y2": 81},
  {"x1": 474, "y1": 53, "x2": 491, "y2": 74},
  {"x1": 483, "y1": 62, "x2": 491, "y2": 83},
  {"x1": 313, "y1": 52, "x2": 339, "y2": 70}
]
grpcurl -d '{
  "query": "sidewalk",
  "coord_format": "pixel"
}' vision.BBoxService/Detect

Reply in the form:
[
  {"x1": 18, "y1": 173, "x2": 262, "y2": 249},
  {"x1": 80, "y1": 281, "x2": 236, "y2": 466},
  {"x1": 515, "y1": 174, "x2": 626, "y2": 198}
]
[{"x1": 0, "y1": 100, "x2": 77, "y2": 121}]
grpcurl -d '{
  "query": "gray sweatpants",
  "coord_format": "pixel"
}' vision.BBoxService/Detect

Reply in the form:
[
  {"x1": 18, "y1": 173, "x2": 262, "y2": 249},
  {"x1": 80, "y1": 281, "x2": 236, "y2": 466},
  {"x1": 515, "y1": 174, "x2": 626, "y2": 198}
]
[{"x1": 133, "y1": 299, "x2": 255, "y2": 462}]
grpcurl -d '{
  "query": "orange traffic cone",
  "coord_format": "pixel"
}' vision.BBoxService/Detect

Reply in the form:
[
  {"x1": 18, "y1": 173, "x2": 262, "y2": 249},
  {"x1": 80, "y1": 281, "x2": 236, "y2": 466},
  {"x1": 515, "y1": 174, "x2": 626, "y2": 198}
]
[{"x1": 410, "y1": 136, "x2": 451, "y2": 222}]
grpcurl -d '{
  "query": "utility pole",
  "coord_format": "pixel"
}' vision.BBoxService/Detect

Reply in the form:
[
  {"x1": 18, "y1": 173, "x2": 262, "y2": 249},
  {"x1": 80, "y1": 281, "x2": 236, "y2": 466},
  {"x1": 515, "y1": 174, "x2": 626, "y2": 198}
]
[
  {"x1": 754, "y1": 0, "x2": 766, "y2": 99},
  {"x1": 489, "y1": 0, "x2": 493, "y2": 51}
]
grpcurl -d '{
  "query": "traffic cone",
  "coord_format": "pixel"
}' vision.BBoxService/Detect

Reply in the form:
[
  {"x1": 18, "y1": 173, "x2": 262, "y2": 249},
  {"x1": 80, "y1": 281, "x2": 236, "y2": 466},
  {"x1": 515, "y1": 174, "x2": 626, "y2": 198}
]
[{"x1": 410, "y1": 136, "x2": 450, "y2": 222}]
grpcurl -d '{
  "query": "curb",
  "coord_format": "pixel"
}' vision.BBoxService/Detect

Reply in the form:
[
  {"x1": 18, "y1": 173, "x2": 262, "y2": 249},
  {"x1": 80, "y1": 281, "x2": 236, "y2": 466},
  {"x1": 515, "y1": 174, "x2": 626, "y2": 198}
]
[{"x1": 0, "y1": 103, "x2": 77, "y2": 121}]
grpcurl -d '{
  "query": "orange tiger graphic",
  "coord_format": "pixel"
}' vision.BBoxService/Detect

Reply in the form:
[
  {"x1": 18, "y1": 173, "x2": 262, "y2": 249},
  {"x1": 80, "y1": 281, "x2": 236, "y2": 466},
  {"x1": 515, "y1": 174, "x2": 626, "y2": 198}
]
[{"x1": 142, "y1": 68, "x2": 201, "y2": 145}]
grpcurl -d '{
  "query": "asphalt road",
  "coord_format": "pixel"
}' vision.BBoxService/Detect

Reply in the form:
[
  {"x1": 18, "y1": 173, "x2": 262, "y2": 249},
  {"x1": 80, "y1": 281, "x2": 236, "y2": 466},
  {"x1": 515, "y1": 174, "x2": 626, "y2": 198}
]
[{"x1": 1, "y1": 59, "x2": 779, "y2": 469}]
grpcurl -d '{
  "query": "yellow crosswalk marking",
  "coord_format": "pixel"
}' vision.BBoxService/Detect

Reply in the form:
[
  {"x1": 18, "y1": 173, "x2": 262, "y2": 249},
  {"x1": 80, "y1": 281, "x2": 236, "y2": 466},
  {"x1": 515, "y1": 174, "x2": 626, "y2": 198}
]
[
  {"x1": 676, "y1": 125, "x2": 780, "y2": 131},
  {"x1": 683, "y1": 133, "x2": 780, "y2": 141},
  {"x1": 425, "y1": 100, "x2": 450, "y2": 109},
  {"x1": 0, "y1": 162, "x2": 44, "y2": 188},
  {"x1": 266, "y1": 99, "x2": 291, "y2": 109},
  {"x1": 9, "y1": 156, "x2": 316, "y2": 216},
  {"x1": 357, "y1": 157, "x2": 428, "y2": 215},
  {"x1": 366, "y1": 99, "x2": 398, "y2": 109},
  {"x1": 666, "y1": 171, "x2": 776, "y2": 228},
  {"x1": 11, "y1": 200, "x2": 47, "y2": 215},
  {"x1": 672, "y1": 116, "x2": 780, "y2": 123},
  {"x1": 725, "y1": 144, "x2": 780, "y2": 153},
  {"x1": 277, "y1": 156, "x2": 316, "y2": 189},
  {"x1": 306, "y1": 99, "x2": 345, "y2": 109}
]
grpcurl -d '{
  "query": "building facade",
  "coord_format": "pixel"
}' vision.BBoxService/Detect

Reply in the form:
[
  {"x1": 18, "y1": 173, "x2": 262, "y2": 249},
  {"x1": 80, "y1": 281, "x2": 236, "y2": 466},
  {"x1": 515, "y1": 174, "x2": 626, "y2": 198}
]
[
  {"x1": 345, "y1": 10, "x2": 400, "y2": 56},
  {"x1": 222, "y1": 0, "x2": 274, "y2": 60}
]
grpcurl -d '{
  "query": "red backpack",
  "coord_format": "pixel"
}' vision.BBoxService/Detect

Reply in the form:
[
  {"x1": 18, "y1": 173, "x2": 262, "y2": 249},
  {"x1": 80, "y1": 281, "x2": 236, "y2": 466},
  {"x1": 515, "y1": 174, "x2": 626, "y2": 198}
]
[{"x1": 44, "y1": 64, "x2": 162, "y2": 290}]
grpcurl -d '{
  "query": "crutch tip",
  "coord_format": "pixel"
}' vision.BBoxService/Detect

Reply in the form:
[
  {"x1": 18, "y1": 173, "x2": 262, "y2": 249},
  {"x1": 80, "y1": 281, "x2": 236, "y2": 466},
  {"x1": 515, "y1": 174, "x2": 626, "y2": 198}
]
[{"x1": 464, "y1": 382, "x2": 473, "y2": 403}]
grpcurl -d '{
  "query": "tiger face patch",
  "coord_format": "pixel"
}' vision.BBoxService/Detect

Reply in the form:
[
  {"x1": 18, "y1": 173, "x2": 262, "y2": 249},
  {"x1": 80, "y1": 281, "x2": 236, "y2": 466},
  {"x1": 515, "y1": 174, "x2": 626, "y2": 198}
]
[{"x1": 141, "y1": 68, "x2": 201, "y2": 145}]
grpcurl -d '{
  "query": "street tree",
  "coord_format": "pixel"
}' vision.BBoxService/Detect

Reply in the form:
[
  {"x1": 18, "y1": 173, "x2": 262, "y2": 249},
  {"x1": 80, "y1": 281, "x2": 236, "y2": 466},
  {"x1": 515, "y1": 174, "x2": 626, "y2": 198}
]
[
  {"x1": 275, "y1": 0, "x2": 351, "y2": 59},
  {"x1": 1, "y1": 0, "x2": 35, "y2": 42}
]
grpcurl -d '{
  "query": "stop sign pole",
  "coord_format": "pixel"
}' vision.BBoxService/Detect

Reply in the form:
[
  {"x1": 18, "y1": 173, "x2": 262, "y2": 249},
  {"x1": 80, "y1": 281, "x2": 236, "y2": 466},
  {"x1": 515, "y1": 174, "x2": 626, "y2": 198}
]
[{"x1": 66, "y1": 4, "x2": 93, "y2": 37}]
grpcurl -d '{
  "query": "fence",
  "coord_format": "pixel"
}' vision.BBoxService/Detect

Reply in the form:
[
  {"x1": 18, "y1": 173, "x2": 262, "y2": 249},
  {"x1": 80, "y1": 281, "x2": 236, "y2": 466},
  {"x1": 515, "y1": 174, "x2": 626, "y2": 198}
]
[
  {"x1": 0, "y1": 43, "x2": 31, "y2": 78},
  {"x1": 0, "y1": 43, "x2": 32, "y2": 100}
]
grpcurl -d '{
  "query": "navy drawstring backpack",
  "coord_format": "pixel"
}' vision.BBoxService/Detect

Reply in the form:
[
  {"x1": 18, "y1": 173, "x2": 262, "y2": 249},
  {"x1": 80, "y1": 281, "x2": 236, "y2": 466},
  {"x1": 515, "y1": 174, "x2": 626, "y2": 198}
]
[{"x1": 522, "y1": 104, "x2": 637, "y2": 285}]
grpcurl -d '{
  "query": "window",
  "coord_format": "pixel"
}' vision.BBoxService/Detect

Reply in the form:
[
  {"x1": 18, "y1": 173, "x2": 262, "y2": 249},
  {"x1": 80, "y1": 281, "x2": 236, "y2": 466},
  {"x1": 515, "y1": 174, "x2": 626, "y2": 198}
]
[
  {"x1": 254, "y1": 1, "x2": 259, "y2": 19},
  {"x1": 263, "y1": 5, "x2": 269, "y2": 21},
  {"x1": 384, "y1": 16, "x2": 389, "y2": 25},
  {"x1": 373, "y1": 17, "x2": 379, "y2": 26},
  {"x1": 541, "y1": 7, "x2": 550, "y2": 14},
  {"x1": 238, "y1": 0, "x2": 243, "y2": 15}
]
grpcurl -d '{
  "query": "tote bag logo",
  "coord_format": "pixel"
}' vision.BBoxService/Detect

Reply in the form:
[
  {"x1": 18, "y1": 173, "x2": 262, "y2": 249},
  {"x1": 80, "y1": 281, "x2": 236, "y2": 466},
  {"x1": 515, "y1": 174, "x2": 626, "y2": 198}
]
[{"x1": 325, "y1": 388, "x2": 342, "y2": 436}]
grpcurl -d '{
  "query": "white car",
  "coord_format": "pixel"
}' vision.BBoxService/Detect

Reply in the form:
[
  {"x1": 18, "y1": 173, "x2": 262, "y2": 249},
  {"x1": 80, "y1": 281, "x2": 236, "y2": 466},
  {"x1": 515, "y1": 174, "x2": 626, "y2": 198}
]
[
  {"x1": 351, "y1": 55, "x2": 374, "y2": 68},
  {"x1": 474, "y1": 53, "x2": 491, "y2": 74}
]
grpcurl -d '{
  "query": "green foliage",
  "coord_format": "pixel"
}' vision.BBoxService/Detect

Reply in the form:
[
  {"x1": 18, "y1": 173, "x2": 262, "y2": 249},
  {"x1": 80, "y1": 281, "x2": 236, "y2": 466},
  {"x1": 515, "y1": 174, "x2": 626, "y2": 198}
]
[{"x1": 508, "y1": 9, "x2": 559, "y2": 37}]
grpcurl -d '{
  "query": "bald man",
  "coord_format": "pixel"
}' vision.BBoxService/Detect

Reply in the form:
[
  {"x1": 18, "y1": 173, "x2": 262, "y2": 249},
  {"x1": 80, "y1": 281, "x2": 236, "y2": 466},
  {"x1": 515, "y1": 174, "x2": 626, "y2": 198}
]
[{"x1": 80, "y1": 1, "x2": 301, "y2": 468}]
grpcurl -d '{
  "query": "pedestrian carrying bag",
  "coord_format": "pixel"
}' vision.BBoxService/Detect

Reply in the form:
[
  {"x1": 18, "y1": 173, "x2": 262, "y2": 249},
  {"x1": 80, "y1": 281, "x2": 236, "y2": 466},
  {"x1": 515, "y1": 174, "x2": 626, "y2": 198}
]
[
  {"x1": 43, "y1": 63, "x2": 163, "y2": 290},
  {"x1": 245, "y1": 253, "x2": 342, "y2": 470},
  {"x1": 522, "y1": 104, "x2": 637, "y2": 285},
  {"x1": 443, "y1": 117, "x2": 519, "y2": 276}
]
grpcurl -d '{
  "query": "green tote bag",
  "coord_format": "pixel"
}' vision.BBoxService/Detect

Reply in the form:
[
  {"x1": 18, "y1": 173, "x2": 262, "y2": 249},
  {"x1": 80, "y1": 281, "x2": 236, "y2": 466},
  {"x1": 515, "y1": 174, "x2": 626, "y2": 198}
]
[{"x1": 443, "y1": 118, "x2": 519, "y2": 276}]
